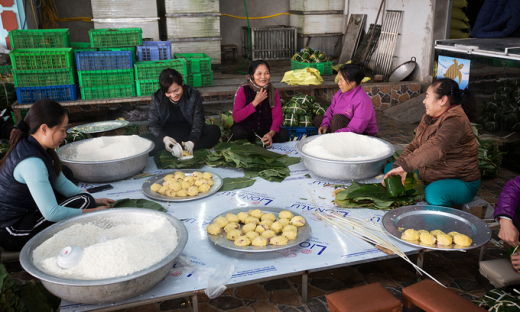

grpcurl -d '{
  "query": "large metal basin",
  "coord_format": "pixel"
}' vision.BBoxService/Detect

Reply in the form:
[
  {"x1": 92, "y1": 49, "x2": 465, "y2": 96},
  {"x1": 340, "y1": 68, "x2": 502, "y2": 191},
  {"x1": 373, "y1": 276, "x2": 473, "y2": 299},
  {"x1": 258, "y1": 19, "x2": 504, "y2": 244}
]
[
  {"x1": 56, "y1": 137, "x2": 154, "y2": 182},
  {"x1": 20, "y1": 209, "x2": 188, "y2": 304},
  {"x1": 295, "y1": 135, "x2": 395, "y2": 180}
]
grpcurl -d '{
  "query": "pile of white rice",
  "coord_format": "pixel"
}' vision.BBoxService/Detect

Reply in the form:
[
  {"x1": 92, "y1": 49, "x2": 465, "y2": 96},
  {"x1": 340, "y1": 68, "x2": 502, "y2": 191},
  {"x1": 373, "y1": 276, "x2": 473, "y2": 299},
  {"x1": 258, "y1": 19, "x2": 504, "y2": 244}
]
[
  {"x1": 32, "y1": 216, "x2": 178, "y2": 280},
  {"x1": 62, "y1": 135, "x2": 152, "y2": 162},
  {"x1": 302, "y1": 132, "x2": 391, "y2": 161}
]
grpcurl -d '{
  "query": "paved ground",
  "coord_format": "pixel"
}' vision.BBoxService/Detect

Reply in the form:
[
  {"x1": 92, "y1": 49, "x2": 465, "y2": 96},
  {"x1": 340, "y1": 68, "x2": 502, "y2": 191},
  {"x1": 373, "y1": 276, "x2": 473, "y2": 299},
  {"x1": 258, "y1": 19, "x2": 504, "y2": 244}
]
[{"x1": 2, "y1": 110, "x2": 519, "y2": 312}]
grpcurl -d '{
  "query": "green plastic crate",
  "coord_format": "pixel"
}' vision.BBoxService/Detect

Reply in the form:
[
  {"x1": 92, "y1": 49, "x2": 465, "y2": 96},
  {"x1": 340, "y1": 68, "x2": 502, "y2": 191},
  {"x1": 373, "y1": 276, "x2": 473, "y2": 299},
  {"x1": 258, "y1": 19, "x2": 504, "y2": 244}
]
[
  {"x1": 9, "y1": 29, "x2": 70, "y2": 49},
  {"x1": 290, "y1": 59, "x2": 333, "y2": 76},
  {"x1": 0, "y1": 65, "x2": 12, "y2": 76},
  {"x1": 78, "y1": 69, "x2": 134, "y2": 87},
  {"x1": 80, "y1": 85, "x2": 136, "y2": 100},
  {"x1": 10, "y1": 48, "x2": 74, "y2": 70},
  {"x1": 71, "y1": 42, "x2": 92, "y2": 49},
  {"x1": 134, "y1": 59, "x2": 187, "y2": 81},
  {"x1": 174, "y1": 53, "x2": 211, "y2": 75},
  {"x1": 136, "y1": 80, "x2": 159, "y2": 96},
  {"x1": 89, "y1": 28, "x2": 142, "y2": 48},
  {"x1": 13, "y1": 68, "x2": 76, "y2": 87},
  {"x1": 187, "y1": 71, "x2": 213, "y2": 87},
  {"x1": 99, "y1": 47, "x2": 137, "y2": 64}
]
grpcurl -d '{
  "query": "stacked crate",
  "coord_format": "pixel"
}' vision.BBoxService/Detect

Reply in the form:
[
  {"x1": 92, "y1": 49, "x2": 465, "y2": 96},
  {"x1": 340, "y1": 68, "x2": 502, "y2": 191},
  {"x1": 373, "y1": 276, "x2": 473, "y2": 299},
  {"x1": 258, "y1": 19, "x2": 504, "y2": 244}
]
[
  {"x1": 134, "y1": 58, "x2": 187, "y2": 96},
  {"x1": 164, "y1": 0, "x2": 221, "y2": 64},
  {"x1": 9, "y1": 29, "x2": 78, "y2": 104},
  {"x1": 75, "y1": 28, "x2": 141, "y2": 100},
  {"x1": 174, "y1": 53, "x2": 213, "y2": 87}
]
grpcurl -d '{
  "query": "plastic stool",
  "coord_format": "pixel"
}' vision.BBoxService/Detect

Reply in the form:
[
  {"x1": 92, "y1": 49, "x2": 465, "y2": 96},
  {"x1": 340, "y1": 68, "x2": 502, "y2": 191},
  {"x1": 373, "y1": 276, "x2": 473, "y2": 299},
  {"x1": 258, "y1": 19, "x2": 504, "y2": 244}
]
[
  {"x1": 402, "y1": 280, "x2": 486, "y2": 312},
  {"x1": 326, "y1": 283, "x2": 401, "y2": 312}
]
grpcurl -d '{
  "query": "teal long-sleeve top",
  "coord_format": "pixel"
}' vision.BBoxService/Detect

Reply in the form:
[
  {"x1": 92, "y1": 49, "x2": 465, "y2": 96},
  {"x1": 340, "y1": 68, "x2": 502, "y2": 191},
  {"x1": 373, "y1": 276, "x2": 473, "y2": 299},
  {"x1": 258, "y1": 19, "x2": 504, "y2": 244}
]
[{"x1": 14, "y1": 157, "x2": 84, "y2": 222}]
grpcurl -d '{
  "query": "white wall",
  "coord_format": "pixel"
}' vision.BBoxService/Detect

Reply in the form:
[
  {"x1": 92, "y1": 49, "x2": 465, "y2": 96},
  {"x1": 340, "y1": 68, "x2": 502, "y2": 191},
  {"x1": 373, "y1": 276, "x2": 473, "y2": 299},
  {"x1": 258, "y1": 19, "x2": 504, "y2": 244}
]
[{"x1": 348, "y1": 0, "x2": 435, "y2": 82}]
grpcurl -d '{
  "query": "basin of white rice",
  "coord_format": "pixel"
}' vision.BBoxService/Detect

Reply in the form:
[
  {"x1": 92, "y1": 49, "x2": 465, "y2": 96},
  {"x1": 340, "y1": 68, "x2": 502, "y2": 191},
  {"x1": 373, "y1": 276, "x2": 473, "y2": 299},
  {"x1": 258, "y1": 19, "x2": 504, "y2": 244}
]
[
  {"x1": 60, "y1": 135, "x2": 153, "y2": 162},
  {"x1": 32, "y1": 215, "x2": 178, "y2": 280},
  {"x1": 302, "y1": 132, "x2": 392, "y2": 161}
]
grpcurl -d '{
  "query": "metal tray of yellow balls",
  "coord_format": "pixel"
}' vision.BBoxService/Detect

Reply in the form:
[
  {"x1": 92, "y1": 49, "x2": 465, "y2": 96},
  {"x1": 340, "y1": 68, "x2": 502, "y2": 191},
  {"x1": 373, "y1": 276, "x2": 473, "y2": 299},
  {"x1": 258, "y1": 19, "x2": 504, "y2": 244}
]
[
  {"x1": 381, "y1": 205, "x2": 491, "y2": 251},
  {"x1": 142, "y1": 169, "x2": 223, "y2": 202},
  {"x1": 207, "y1": 207, "x2": 311, "y2": 253}
]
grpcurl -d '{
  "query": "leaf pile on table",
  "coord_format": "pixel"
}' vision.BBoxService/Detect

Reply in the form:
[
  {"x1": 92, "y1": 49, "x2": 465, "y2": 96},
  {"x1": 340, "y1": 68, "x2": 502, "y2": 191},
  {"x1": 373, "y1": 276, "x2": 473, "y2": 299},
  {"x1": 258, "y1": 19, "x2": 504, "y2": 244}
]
[
  {"x1": 282, "y1": 94, "x2": 328, "y2": 127},
  {"x1": 154, "y1": 141, "x2": 301, "y2": 182},
  {"x1": 110, "y1": 198, "x2": 166, "y2": 212},
  {"x1": 471, "y1": 123, "x2": 504, "y2": 178},
  {"x1": 334, "y1": 173, "x2": 425, "y2": 210},
  {"x1": 473, "y1": 288, "x2": 520, "y2": 311},
  {"x1": 477, "y1": 78, "x2": 520, "y2": 132}
]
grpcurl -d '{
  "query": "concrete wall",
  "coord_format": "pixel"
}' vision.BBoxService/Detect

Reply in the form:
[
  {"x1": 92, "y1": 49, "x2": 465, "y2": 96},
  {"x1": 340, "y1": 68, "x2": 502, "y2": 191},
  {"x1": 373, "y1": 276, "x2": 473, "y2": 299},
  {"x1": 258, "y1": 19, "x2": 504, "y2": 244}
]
[
  {"x1": 53, "y1": 0, "x2": 93, "y2": 42},
  {"x1": 348, "y1": 0, "x2": 435, "y2": 83},
  {"x1": 220, "y1": 0, "x2": 290, "y2": 52}
]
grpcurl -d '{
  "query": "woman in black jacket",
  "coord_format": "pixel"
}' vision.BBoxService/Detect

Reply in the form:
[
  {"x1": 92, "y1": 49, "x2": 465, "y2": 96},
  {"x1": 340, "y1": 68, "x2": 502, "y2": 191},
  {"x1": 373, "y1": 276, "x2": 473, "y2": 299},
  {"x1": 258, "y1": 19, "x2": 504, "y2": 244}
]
[{"x1": 142, "y1": 69, "x2": 221, "y2": 156}]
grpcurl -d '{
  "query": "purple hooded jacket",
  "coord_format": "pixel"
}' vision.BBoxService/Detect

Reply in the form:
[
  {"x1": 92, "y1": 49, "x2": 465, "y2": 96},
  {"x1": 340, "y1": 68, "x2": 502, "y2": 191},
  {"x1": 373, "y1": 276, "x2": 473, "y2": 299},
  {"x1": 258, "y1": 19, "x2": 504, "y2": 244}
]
[
  {"x1": 321, "y1": 85, "x2": 378, "y2": 136},
  {"x1": 494, "y1": 175, "x2": 520, "y2": 220}
]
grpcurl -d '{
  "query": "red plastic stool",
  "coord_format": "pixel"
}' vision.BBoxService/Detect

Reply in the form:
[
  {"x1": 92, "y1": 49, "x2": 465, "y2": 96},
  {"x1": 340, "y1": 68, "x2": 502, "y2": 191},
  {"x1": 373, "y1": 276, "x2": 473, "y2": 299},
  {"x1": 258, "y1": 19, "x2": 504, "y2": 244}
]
[{"x1": 326, "y1": 283, "x2": 401, "y2": 312}]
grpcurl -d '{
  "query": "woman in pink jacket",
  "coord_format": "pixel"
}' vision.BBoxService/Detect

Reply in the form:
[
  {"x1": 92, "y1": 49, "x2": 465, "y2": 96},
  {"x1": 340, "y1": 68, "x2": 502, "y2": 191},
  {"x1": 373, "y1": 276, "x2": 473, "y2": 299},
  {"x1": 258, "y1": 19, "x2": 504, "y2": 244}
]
[
  {"x1": 314, "y1": 63, "x2": 378, "y2": 136},
  {"x1": 231, "y1": 60, "x2": 289, "y2": 148}
]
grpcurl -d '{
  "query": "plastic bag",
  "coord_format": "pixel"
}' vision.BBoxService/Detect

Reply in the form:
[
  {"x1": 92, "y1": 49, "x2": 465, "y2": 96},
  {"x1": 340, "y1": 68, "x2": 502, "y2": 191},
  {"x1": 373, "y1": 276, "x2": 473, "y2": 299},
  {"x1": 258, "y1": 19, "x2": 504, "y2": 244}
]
[
  {"x1": 205, "y1": 260, "x2": 237, "y2": 299},
  {"x1": 281, "y1": 68, "x2": 323, "y2": 86}
]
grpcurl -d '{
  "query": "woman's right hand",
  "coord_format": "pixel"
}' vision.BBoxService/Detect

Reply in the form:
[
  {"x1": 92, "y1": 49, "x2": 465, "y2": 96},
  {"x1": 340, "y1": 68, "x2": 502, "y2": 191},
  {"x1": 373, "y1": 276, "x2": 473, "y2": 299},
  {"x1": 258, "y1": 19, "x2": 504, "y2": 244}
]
[
  {"x1": 318, "y1": 126, "x2": 328, "y2": 134},
  {"x1": 252, "y1": 89, "x2": 268, "y2": 107},
  {"x1": 499, "y1": 218, "x2": 520, "y2": 246}
]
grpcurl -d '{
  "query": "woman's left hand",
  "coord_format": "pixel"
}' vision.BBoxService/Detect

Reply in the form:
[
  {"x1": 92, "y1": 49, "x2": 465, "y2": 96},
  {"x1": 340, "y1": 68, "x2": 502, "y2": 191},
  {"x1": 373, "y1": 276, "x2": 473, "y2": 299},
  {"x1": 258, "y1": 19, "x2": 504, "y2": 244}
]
[
  {"x1": 262, "y1": 131, "x2": 275, "y2": 148},
  {"x1": 95, "y1": 198, "x2": 115, "y2": 208},
  {"x1": 382, "y1": 166, "x2": 407, "y2": 186}
]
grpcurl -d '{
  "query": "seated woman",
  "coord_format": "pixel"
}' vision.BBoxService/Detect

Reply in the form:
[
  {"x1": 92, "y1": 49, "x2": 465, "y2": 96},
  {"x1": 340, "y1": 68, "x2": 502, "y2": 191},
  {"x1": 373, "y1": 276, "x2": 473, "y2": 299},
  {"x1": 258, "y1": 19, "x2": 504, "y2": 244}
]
[
  {"x1": 314, "y1": 63, "x2": 378, "y2": 136},
  {"x1": 495, "y1": 176, "x2": 520, "y2": 272},
  {"x1": 143, "y1": 68, "x2": 221, "y2": 156},
  {"x1": 0, "y1": 100, "x2": 113, "y2": 251},
  {"x1": 231, "y1": 60, "x2": 289, "y2": 148},
  {"x1": 383, "y1": 78, "x2": 480, "y2": 207}
]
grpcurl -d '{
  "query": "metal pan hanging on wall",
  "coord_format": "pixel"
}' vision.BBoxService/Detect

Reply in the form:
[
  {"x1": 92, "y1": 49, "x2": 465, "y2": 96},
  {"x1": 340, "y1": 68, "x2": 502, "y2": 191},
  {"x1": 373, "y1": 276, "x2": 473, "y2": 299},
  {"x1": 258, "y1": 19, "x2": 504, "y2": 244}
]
[{"x1": 388, "y1": 57, "x2": 417, "y2": 82}]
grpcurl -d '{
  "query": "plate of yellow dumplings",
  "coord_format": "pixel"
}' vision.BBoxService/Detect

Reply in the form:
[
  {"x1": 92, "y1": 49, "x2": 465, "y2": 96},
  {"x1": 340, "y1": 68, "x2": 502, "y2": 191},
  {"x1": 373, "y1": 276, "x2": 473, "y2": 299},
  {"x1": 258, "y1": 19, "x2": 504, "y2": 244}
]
[
  {"x1": 381, "y1": 205, "x2": 491, "y2": 251},
  {"x1": 142, "y1": 170, "x2": 223, "y2": 202},
  {"x1": 206, "y1": 207, "x2": 311, "y2": 252}
]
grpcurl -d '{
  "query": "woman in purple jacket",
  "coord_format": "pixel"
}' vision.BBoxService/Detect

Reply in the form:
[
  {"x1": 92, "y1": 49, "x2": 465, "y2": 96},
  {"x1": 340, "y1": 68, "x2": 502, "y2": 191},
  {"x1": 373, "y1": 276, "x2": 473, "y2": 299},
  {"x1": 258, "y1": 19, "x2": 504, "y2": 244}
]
[
  {"x1": 314, "y1": 63, "x2": 378, "y2": 136},
  {"x1": 495, "y1": 176, "x2": 520, "y2": 272}
]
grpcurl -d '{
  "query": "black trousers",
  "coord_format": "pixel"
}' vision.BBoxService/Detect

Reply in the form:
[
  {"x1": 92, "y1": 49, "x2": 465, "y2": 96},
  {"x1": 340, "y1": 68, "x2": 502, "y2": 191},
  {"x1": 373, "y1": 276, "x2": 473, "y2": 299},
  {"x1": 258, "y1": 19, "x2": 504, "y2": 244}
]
[
  {"x1": 0, "y1": 193, "x2": 96, "y2": 251},
  {"x1": 141, "y1": 124, "x2": 221, "y2": 156},
  {"x1": 230, "y1": 125, "x2": 290, "y2": 144}
]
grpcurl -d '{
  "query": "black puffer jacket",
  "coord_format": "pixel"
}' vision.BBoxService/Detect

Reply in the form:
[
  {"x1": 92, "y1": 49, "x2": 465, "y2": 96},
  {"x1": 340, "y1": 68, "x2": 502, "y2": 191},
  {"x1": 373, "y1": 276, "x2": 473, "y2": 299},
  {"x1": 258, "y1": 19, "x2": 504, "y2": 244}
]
[{"x1": 147, "y1": 85, "x2": 205, "y2": 143}]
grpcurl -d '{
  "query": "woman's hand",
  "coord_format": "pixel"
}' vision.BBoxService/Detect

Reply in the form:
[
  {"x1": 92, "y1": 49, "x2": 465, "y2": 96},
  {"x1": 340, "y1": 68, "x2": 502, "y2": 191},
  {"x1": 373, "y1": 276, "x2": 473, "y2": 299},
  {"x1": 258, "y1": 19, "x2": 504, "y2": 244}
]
[
  {"x1": 499, "y1": 218, "x2": 520, "y2": 246},
  {"x1": 252, "y1": 89, "x2": 268, "y2": 107},
  {"x1": 512, "y1": 253, "x2": 520, "y2": 274},
  {"x1": 318, "y1": 126, "x2": 328, "y2": 135},
  {"x1": 95, "y1": 198, "x2": 115, "y2": 208},
  {"x1": 382, "y1": 166, "x2": 407, "y2": 187},
  {"x1": 262, "y1": 131, "x2": 275, "y2": 148}
]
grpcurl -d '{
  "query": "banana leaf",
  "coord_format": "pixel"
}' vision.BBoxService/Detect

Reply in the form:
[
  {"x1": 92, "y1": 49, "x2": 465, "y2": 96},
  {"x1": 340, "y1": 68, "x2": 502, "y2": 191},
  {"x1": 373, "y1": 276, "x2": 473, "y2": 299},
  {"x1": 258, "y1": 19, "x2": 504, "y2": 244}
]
[
  {"x1": 110, "y1": 198, "x2": 166, "y2": 212},
  {"x1": 219, "y1": 177, "x2": 256, "y2": 191},
  {"x1": 20, "y1": 280, "x2": 60, "y2": 312},
  {"x1": 385, "y1": 175, "x2": 405, "y2": 198},
  {"x1": 154, "y1": 149, "x2": 209, "y2": 169}
]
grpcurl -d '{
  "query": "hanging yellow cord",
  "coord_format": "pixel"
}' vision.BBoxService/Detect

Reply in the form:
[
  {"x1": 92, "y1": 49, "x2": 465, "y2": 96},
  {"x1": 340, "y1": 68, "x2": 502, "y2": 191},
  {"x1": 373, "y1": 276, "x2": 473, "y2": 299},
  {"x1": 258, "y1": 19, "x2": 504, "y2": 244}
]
[
  {"x1": 221, "y1": 13, "x2": 289, "y2": 20},
  {"x1": 42, "y1": 0, "x2": 92, "y2": 29},
  {"x1": 30, "y1": 0, "x2": 38, "y2": 29}
]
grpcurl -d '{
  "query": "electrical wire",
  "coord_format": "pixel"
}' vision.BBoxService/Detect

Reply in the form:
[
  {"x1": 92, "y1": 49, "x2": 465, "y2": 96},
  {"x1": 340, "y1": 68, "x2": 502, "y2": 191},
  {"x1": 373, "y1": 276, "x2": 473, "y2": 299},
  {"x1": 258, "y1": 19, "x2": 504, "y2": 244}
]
[
  {"x1": 235, "y1": 0, "x2": 252, "y2": 75},
  {"x1": 30, "y1": 0, "x2": 38, "y2": 29},
  {"x1": 41, "y1": 0, "x2": 92, "y2": 29},
  {"x1": 221, "y1": 13, "x2": 289, "y2": 20}
]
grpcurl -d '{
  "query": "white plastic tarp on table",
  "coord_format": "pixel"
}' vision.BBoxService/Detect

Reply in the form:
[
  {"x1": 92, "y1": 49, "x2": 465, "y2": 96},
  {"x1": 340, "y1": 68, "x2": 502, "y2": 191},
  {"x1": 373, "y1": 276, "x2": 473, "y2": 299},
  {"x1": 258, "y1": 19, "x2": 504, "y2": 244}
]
[{"x1": 60, "y1": 142, "x2": 420, "y2": 311}]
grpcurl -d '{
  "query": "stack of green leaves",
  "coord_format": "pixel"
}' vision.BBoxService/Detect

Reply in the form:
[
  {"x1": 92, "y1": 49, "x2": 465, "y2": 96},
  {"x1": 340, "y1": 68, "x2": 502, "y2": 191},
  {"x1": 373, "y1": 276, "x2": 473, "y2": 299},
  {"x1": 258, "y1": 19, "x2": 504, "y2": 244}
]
[
  {"x1": 60, "y1": 129, "x2": 88, "y2": 147},
  {"x1": 154, "y1": 142, "x2": 300, "y2": 183},
  {"x1": 110, "y1": 198, "x2": 166, "y2": 212},
  {"x1": 281, "y1": 94, "x2": 327, "y2": 127},
  {"x1": 0, "y1": 83, "x2": 16, "y2": 111},
  {"x1": 205, "y1": 110, "x2": 233, "y2": 142},
  {"x1": 292, "y1": 47, "x2": 332, "y2": 64},
  {"x1": 334, "y1": 174, "x2": 425, "y2": 210},
  {"x1": 478, "y1": 79, "x2": 520, "y2": 132},
  {"x1": 472, "y1": 123, "x2": 504, "y2": 178},
  {"x1": 473, "y1": 289, "x2": 520, "y2": 311}
]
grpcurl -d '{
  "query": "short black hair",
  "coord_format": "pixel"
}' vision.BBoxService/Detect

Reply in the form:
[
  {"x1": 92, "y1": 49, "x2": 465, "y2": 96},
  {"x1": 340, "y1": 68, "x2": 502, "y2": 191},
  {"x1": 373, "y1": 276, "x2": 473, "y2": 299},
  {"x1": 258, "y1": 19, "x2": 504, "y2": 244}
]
[
  {"x1": 338, "y1": 62, "x2": 365, "y2": 85},
  {"x1": 159, "y1": 68, "x2": 184, "y2": 94},
  {"x1": 248, "y1": 60, "x2": 271, "y2": 76}
]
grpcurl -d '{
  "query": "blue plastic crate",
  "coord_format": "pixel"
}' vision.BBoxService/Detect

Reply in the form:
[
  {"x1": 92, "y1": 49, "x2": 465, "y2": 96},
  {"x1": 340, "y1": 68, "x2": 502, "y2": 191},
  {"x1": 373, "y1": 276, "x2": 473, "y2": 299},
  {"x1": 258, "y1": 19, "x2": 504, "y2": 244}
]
[
  {"x1": 75, "y1": 51, "x2": 133, "y2": 71},
  {"x1": 16, "y1": 85, "x2": 77, "y2": 104},
  {"x1": 137, "y1": 41, "x2": 171, "y2": 61},
  {"x1": 282, "y1": 127, "x2": 318, "y2": 140}
]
